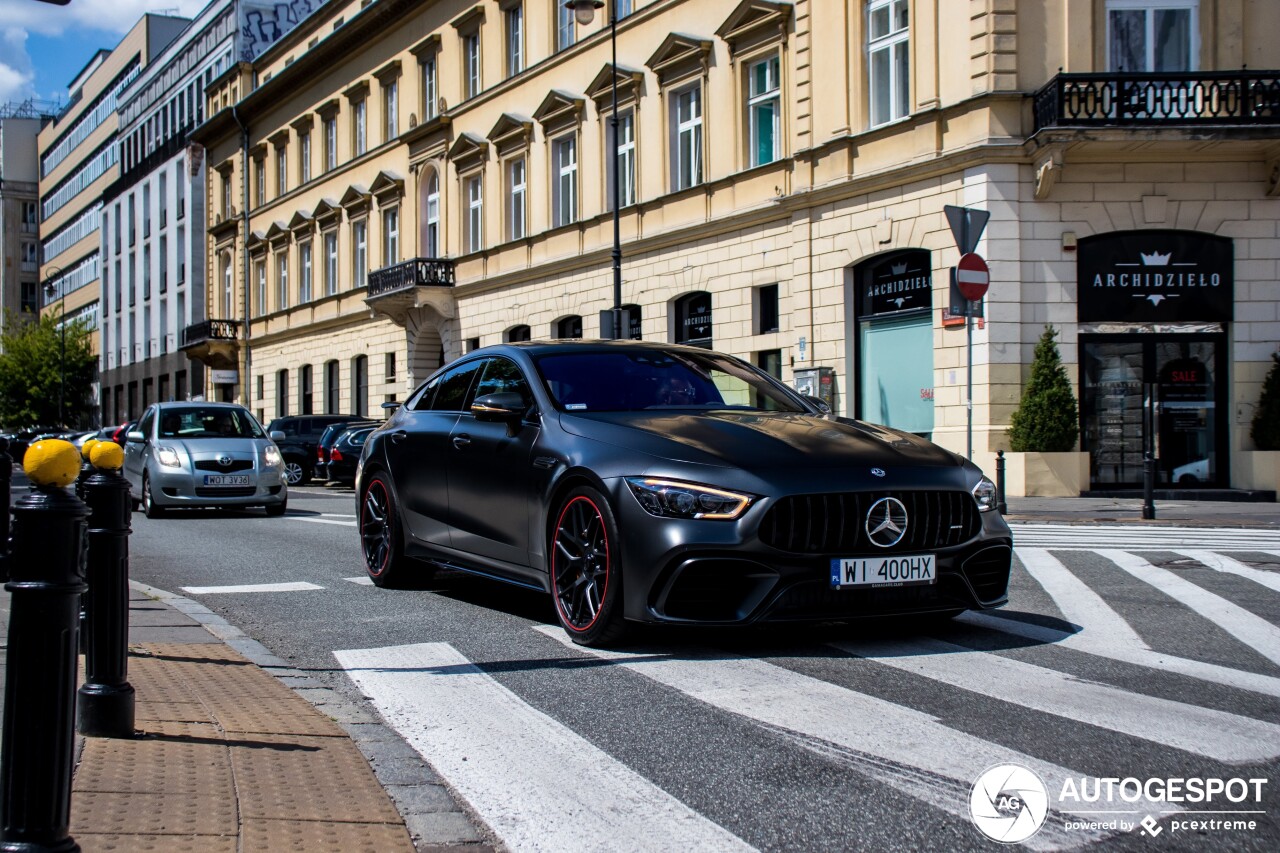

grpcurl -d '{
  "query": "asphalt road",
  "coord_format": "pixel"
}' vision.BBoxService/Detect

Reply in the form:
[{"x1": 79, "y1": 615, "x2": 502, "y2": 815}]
[{"x1": 123, "y1": 485, "x2": 1280, "y2": 852}]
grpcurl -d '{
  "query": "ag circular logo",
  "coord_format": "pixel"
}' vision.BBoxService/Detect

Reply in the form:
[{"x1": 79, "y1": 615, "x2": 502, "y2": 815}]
[{"x1": 969, "y1": 763, "x2": 1049, "y2": 844}]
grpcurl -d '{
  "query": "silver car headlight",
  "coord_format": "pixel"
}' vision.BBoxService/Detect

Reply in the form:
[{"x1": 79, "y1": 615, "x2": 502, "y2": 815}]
[
  {"x1": 972, "y1": 475, "x2": 997, "y2": 513},
  {"x1": 263, "y1": 445, "x2": 282, "y2": 468},
  {"x1": 156, "y1": 446, "x2": 182, "y2": 468},
  {"x1": 625, "y1": 478, "x2": 754, "y2": 520}
]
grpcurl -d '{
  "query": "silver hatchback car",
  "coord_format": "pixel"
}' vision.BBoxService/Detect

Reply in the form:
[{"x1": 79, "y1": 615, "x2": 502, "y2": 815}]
[{"x1": 123, "y1": 402, "x2": 288, "y2": 518}]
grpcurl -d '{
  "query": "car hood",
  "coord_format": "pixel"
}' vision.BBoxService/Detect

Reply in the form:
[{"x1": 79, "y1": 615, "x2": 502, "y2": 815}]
[
  {"x1": 558, "y1": 410, "x2": 964, "y2": 472},
  {"x1": 165, "y1": 438, "x2": 268, "y2": 457}
]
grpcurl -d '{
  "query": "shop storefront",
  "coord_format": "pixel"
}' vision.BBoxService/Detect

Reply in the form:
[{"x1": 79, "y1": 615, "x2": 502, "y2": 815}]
[{"x1": 1077, "y1": 230, "x2": 1233, "y2": 490}]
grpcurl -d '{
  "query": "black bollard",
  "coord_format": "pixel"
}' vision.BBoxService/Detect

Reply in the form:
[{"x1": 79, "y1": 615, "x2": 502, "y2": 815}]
[
  {"x1": 1142, "y1": 451, "x2": 1156, "y2": 520},
  {"x1": 0, "y1": 437, "x2": 10, "y2": 582},
  {"x1": 1, "y1": 485, "x2": 88, "y2": 853},
  {"x1": 77, "y1": 467, "x2": 136, "y2": 738},
  {"x1": 995, "y1": 449, "x2": 1008, "y2": 515}
]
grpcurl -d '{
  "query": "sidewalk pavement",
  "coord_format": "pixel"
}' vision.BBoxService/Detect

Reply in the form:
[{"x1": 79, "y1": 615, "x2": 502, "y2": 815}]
[{"x1": 1005, "y1": 495, "x2": 1280, "y2": 527}]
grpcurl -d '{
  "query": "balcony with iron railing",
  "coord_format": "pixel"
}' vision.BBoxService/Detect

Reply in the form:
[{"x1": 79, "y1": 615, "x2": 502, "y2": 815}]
[
  {"x1": 1034, "y1": 70, "x2": 1280, "y2": 132},
  {"x1": 179, "y1": 319, "x2": 242, "y2": 369},
  {"x1": 366, "y1": 257, "x2": 456, "y2": 326}
]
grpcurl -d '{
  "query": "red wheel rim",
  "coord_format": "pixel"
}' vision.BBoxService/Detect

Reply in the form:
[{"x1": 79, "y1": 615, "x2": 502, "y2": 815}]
[{"x1": 552, "y1": 496, "x2": 611, "y2": 632}]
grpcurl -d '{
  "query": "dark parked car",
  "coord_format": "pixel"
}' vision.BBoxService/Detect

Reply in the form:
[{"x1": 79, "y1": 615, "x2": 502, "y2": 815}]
[
  {"x1": 323, "y1": 425, "x2": 376, "y2": 486},
  {"x1": 356, "y1": 340, "x2": 1012, "y2": 646},
  {"x1": 265, "y1": 414, "x2": 366, "y2": 486},
  {"x1": 315, "y1": 419, "x2": 377, "y2": 482}
]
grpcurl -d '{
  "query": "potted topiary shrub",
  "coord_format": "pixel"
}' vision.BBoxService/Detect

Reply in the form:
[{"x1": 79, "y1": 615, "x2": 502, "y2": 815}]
[
  {"x1": 1245, "y1": 351, "x2": 1280, "y2": 493},
  {"x1": 1003, "y1": 325, "x2": 1089, "y2": 496}
]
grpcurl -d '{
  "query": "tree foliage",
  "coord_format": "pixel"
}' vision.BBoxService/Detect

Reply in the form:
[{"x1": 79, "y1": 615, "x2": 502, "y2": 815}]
[
  {"x1": 0, "y1": 310, "x2": 97, "y2": 429},
  {"x1": 1007, "y1": 325, "x2": 1079, "y2": 453},
  {"x1": 1252, "y1": 351, "x2": 1280, "y2": 451}
]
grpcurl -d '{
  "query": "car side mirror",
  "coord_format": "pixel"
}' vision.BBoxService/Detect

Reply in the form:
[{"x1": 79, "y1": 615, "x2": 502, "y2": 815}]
[
  {"x1": 125, "y1": 430, "x2": 145, "y2": 443},
  {"x1": 380, "y1": 400, "x2": 400, "y2": 411},
  {"x1": 471, "y1": 392, "x2": 527, "y2": 422},
  {"x1": 803, "y1": 394, "x2": 832, "y2": 415},
  {"x1": 269, "y1": 430, "x2": 286, "y2": 441}
]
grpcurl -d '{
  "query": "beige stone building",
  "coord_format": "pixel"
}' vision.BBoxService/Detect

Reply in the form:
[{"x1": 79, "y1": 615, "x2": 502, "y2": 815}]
[{"x1": 189, "y1": 0, "x2": 1280, "y2": 494}]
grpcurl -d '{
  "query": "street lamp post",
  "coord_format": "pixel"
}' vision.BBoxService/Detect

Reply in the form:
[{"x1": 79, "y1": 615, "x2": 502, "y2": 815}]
[
  {"x1": 42, "y1": 270, "x2": 66, "y2": 428},
  {"x1": 566, "y1": 1, "x2": 623, "y2": 340}
]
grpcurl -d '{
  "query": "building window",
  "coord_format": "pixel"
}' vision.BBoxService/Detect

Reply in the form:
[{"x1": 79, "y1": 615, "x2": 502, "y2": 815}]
[
  {"x1": 159, "y1": 172, "x2": 168, "y2": 226},
  {"x1": 143, "y1": 183, "x2": 150, "y2": 237},
  {"x1": 508, "y1": 157, "x2": 526, "y2": 240},
  {"x1": 466, "y1": 175, "x2": 483, "y2": 253},
  {"x1": 325, "y1": 359, "x2": 340, "y2": 413},
  {"x1": 254, "y1": 260, "x2": 266, "y2": 316},
  {"x1": 325, "y1": 116, "x2": 338, "y2": 170},
  {"x1": 257, "y1": 374, "x2": 264, "y2": 400},
  {"x1": 557, "y1": 5, "x2": 575, "y2": 51},
  {"x1": 507, "y1": 324, "x2": 531, "y2": 342},
  {"x1": 299, "y1": 241, "x2": 313, "y2": 303},
  {"x1": 255, "y1": 158, "x2": 266, "y2": 206},
  {"x1": 353, "y1": 355, "x2": 369, "y2": 417},
  {"x1": 159, "y1": 235, "x2": 168, "y2": 292},
  {"x1": 277, "y1": 369, "x2": 290, "y2": 416},
  {"x1": 382, "y1": 206, "x2": 399, "y2": 265},
  {"x1": 674, "y1": 291, "x2": 713, "y2": 348},
  {"x1": 673, "y1": 84, "x2": 703, "y2": 190},
  {"x1": 385, "y1": 352, "x2": 396, "y2": 382},
  {"x1": 424, "y1": 172, "x2": 440, "y2": 255},
  {"x1": 300, "y1": 364, "x2": 314, "y2": 415},
  {"x1": 300, "y1": 131, "x2": 312, "y2": 183},
  {"x1": 553, "y1": 135, "x2": 577, "y2": 227},
  {"x1": 384, "y1": 79, "x2": 398, "y2": 140},
  {"x1": 464, "y1": 32, "x2": 481, "y2": 99},
  {"x1": 607, "y1": 109, "x2": 635, "y2": 210},
  {"x1": 324, "y1": 230, "x2": 338, "y2": 295},
  {"x1": 1107, "y1": 1, "x2": 1196, "y2": 72},
  {"x1": 554, "y1": 315, "x2": 583, "y2": 339},
  {"x1": 222, "y1": 173, "x2": 233, "y2": 218},
  {"x1": 505, "y1": 4, "x2": 523, "y2": 77},
  {"x1": 868, "y1": 0, "x2": 909, "y2": 127},
  {"x1": 421, "y1": 56, "x2": 438, "y2": 121},
  {"x1": 353, "y1": 219, "x2": 368, "y2": 288},
  {"x1": 616, "y1": 0, "x2": 633, "y2": 18},
  {"x1": 354, "y1": 97, "x2": 367, "y2": 155},
  {"x1": 748, "y1": 55, "x2": 781, "y2": 166},
  {"x1": 276, "y1": 252, "x2": 289, "y2": 310},
  {"x1": 275, "y1": 145, "x2": 287, "y2": 196}
]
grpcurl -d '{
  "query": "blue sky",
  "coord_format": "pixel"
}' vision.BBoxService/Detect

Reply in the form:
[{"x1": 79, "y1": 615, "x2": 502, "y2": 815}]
[{"x1": 0, "y1": 1, "x2": 206, "y2": 106}]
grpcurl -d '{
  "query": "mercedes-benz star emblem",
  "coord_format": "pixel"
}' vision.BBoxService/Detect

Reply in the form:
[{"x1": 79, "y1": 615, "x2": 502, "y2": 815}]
[
  {"x1": 866, "y1": 497, "x2": 908, "y2": 548},
  {"x1": 218, "y1": 455, "x2": 233, "y2": 467},
  {"x1": 871, "y1": 468, "x2": 886, "y2": 478}
]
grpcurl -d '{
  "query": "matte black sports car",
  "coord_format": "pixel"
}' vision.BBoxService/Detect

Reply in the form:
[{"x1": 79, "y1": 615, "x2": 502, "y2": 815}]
[{"x1": 356, "y1": 341, "x2": 1012, "y2": 645}]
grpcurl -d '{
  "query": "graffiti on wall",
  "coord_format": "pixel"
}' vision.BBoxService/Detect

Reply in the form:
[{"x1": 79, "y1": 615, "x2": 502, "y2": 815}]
[{"x1": 239, "y1": 0, "x2": 319, "y2": 61}]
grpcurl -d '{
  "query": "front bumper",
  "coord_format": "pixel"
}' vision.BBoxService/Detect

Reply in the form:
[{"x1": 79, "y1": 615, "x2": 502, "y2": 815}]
[{"x1": 151, "y1": 466, "x2": 287, "y2": 508}]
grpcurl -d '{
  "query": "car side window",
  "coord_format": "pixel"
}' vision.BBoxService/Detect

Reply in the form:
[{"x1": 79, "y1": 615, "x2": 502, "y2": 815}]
[
  {"x1": 138, "y1": 407, "x2": 156, "y2": 438},
  {"x1": 429, "y1": 361, "x2": 483, "y2": 412},
  {"x1": 474, "y1": 357, "x2": 533, "y2": 409}
]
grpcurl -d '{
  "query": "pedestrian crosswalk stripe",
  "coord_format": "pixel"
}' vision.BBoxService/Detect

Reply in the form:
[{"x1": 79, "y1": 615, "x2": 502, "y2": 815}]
[
  {"x1": 1100, "y1": 549, "x2": 1280, "y2": 668},
  {"x1": 179, "y1": 581, "x2": 325, "y2": 595},
  {"x1": 535, "y1": 628, "x2": 1128, "y2": 851},
  {"x1": 832, "y1": 635, "x2": 1280, "y2": 763},
  {"x1": 1174, "y1": 549, "x2": 1280, "y2": 593},
  {"x1": 334, "y1": 642, "x2": 756, "y2": 853},
  {"x1": 288, "y1": 516, "x2": 357, "y2": 527},
  {"x1": 1015, "y1": 548, "x2": 1150, "y2": 649},
  {"x1": 343, "y1": 576, "x2": 375, "y2": 586},
  {"x1": 1008, "y1": 523, "x2": 1280, "y2": 550}
]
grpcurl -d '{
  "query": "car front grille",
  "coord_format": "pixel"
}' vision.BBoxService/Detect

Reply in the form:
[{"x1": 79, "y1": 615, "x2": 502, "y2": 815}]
[
  {"x1": 194, "y1": 487, "x2": 257, "y2": 498},
  {"x1": 759, "y1": 490, "x2": 980, "y2": 555},
  {"x1": 194, "y1": 460, "x2": 254, "y2": 473}
]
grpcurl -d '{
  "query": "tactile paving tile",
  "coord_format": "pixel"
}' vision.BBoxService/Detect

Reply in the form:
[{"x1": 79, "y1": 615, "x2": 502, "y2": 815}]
[
  {"x1": 69, "y1": 791, "x2": 238, "y2": 836},
  {"x1": 211, "y1": 699, "x2": 348, "y2": 737},
  {"x1": 133, "y1": 701, "x2": 217, "y2": 724},
  {"x1": 71, "y1": 833, "x2": 237, "y2": 853},
  {"x1": 230, "y1": 734, "x2": 403, "y2": 823},
  {"x1": 240, "y1": 819, "x2": 415, "y2": 852},
  {"x1": 73, "y1": 723, "x2": 234, "y2": 796}
]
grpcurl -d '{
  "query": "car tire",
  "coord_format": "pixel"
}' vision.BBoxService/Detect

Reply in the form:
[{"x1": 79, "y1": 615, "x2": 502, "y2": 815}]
[
  {"x1": 265, "y1": 498, "x2": 287, "y2": 517},
  {"x1": 283, "y1": 458, "x2": 311, "y2": 487},
  {"x1": 141, "y1": 473, "x2": 165, "y2": 519},
  {"x1": 550, "y1": 486, "x2": 627, "y2": 647},
  {"x1": 360, "y1": 472, "x2": 424, "y2": 588}
]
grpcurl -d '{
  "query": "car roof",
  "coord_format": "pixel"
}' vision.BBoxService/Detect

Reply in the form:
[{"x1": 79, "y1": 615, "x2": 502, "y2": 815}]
[{"x1": 482, "y1": 339, "x2": 729, "y2": 359}]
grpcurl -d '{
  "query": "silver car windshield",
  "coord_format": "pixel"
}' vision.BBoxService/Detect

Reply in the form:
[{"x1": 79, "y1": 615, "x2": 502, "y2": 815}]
[{"x1": 157, "y1": 407, "x2": 264, "y2": 439}]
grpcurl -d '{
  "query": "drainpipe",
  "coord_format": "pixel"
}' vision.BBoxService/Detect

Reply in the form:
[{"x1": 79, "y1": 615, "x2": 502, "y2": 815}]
[{"x1": 231, "y1": 104, "x2": 251, "y2": 409}]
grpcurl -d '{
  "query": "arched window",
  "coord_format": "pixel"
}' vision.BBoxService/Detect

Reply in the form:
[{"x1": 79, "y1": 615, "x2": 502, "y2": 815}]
[
  {"x1": 325, "y1": 359, "x2": 340, "y2": 413},
  {"x1": 673, "y1": 292, "x2": 712, "y2": 348},
  {"x1": 299, "y1": 364, "x2": 313, "y2": 415},
  {"x1": 422, "y1": 170, "x2": 440, "y2": 257},
  {"x1": 506, "y1": 324, "x2": 531, "y2": 342},
  {"x1": 553, "y1": 315, "x2": 582, "y2": 339},
  {"x1": 352, "y1": 354, "x2": 369, "y2": 417},
  {"x1": 277, "y1": 369, "x2": 289, "y2": 417}
]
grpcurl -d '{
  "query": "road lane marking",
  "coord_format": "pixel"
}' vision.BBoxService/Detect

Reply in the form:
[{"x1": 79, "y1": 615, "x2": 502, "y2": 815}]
[
  {"x1": 1174, "y1": 550, "x2": 1280, "y2": 593},
  {"x1": 1012, "y1": 548, "x2": 1149, "y2": 649},
  {"x1": 334, "y1": 642, "x2": 756, "y2": 853},
  {"x1": 1009, "y1": 523, "x2": 1280, "y2": 550},
  {"x1": 343, "y1": 576, "x2": 375, "y2": 586},
  {"x1": 288, "y1": 516, "x2": 357, "y2": 527},
  {"x1": 1099, "y1": 549, "x2": 1280, "y2": 668},
  {"x1": 833, "y1": 636, "x2": 1280, "y2": 763},
  {"x1": 179, "y1": 581, "x2": 325, "y2": 595},
  {"x1": 535, "y1": 628, "x2": 1115, "y2": 851}
]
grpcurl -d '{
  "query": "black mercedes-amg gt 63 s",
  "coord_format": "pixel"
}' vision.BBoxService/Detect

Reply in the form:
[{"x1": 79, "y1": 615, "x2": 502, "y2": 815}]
[{"x1": 356, "y1": 340, "x2": 1012, "y2": 645}]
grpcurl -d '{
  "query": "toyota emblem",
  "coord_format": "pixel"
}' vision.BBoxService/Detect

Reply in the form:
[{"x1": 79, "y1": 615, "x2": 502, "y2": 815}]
[
  {"x1": 218, "y1": 455, "x2": 233, "y2": 467},
  {"x1": 866, "y1": 497, "x2": 908, "y2": 548},
  {"x1": 871, "y1": 468, "x2": 886, "y2": 478}
]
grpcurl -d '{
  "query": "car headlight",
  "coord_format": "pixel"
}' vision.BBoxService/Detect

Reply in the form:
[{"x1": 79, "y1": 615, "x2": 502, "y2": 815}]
[
  {"x1": 625, "y1": 478, "x2": 754, "y2": 520},
  {"x1": 156, "y1": 446, "x2": 182, "y2": 468},
  {"x1": 263, "y1": 445, "x2": 282, "y2": 468},
  {"x1": 972, "y1": 475, "x2": 997, "y2": 513}
]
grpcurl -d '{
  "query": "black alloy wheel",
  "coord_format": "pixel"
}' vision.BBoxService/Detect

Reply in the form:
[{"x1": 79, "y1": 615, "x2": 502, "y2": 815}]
[
  {"x1": 551, "y1": 486, "x2": 626, "y2": 646},
  {"x1": 283, "y1": 458, "x2": 311, "y2": 486},
  {"x1": 359, "y1": 474, "x2": 423, "y2": 588},
  {"x1": 141, "y1": 472, "x2": 165, "y2": 519}
]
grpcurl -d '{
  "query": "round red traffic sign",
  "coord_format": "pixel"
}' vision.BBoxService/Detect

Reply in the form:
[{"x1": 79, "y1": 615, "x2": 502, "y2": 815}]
[{"x1": 956, "y1": 252, "x2": 990, "y2": 301}]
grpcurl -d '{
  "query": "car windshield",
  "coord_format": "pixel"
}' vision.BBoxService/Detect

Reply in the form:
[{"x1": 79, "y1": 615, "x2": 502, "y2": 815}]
[
  {"x1": 158, "y1": 407, "x2": 264, "y2": 439},
  {"x1": 535, "y1": 350, "x2": 807, "y2": 413}
]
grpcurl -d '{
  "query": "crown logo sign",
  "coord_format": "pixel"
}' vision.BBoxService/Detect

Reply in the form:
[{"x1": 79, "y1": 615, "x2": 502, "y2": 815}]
[
  {"x1": 1140, "y1": 251, "x2": 1172, "y2": 266},
  {"x1": 891, "y1": 262, "x2": 908, "y2": 275}
]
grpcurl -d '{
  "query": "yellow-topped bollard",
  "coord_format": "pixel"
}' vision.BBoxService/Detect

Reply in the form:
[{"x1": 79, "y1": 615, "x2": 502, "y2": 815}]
[
  {"x1": 80, "y1": 438, "x2": 99, "y2": 461},
  {"x1": 89, "y1": 441, "x2": 124, "y2": 471},
  {"x1": 22, "y1": 439, "x2": 82, "y2": 489}
]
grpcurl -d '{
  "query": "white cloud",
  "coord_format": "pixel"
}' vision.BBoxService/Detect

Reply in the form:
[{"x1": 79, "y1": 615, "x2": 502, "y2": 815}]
[
  {"x1": 0, "y1": 26, "x2": 35, "y2": 102},
  {"x1": 0, "y1": 0, "x2": 209, "y2": 38}
]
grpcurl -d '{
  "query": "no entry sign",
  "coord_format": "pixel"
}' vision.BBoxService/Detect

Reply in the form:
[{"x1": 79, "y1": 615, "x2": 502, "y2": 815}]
[{"x1": 956, "y1": 253, "x2": 990, "y2": 301}]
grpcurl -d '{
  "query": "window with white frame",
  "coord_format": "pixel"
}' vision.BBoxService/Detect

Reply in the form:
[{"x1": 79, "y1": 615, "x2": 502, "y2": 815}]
[
  {"x1": 607, "y1": 108, "x2": 635, "y2": 210},
  {"x1": 748, "y1": 55, "x2": 781, "y2": 166},
  {"x1": 324, "y1": 230, "x2": 338, "y2": 295},
  {"x1": 425, "y1": 172, "x2": 440, "y2": 256},
  {"x1": 508, "y1": 157, "x2": 526, "y2": 240},
  {"x1": 868, "y1": 0, "x2": 909, "y2": 127},
  {"x1": 1107, "y1": 0, "x2": 1196, "y2": 72},
  {"x1": 464, "y1": 175, "x2": 483, "y2": 253},
  {"x1": 255, "y1": 158, "x2": 265, "y2": 206},
  {"x1": 384, "y1": 79, "x2": 398, "y2": 140},
  {"x1": 354, "y1": 98, "x2": 367, "y2": 155},
  {"x1": 353, "y1": 219, "x2": 368, "y2": 287},
  {"x1": 275, "y1": 145, "x2": 287, "y2": 196},
  {"x1": 325, "y1": 116, "x2": 338, "y2": 170},
  {"x1": 222, "y1": 172, "x2": 233, "y2": 217},
  {"x1": 557, "y1": 5, "x2": 575, "y2": 51},
  {"x1": 382, "y1": 206, "x2": 400, "y2": 265},
  {"x1": 299, "y1": 241, "x2": 313, "y2": 303},
  {"x1": 421, "y1": 56, "x2": 438, "y2": 120},
  {"x1": 506, "y1": 4, "x2": 523, "y2": 77},
  {"x1": 465, "y1": 32, "x2": 482, "y2": 99},
  {"x1": 300, "y1": 131, "x2": 312, "y2": 183},
  {"x1": 255, "y1": 259, "x2": 266, "y2": 316},
  {"x1": 553, "y1": 135, "x2": 578, "y2": 227},
  {"x1": 672, "y1": 84, "x2": 703, "y2": 190},
  {"x1": 616, "y1": 0, "x2": 632, "y2": 18},
  {"x1": 276, "y1": 251, "x2": 289, "y2": 310}
]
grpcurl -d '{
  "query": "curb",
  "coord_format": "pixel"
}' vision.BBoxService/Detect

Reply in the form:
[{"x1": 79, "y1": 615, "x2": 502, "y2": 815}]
[{"x1": 128, "y1": 580, "x2": 500, "y2": 852}]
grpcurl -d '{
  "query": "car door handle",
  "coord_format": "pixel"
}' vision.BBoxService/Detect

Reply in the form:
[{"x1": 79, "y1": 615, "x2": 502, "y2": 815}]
[
  {"x1": 452, "y1": 434, "x2": 471, "y2": 449},
  {"x1": 389, "y1": 430, "x2": 408, "y2": 443}
]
